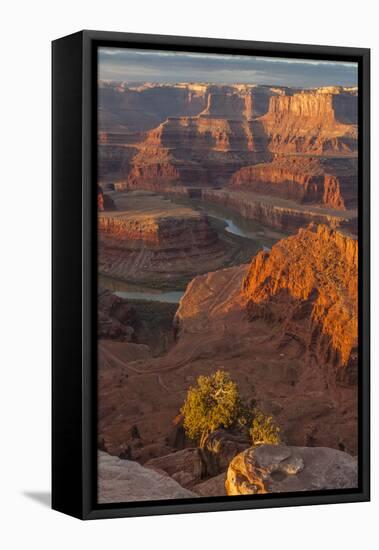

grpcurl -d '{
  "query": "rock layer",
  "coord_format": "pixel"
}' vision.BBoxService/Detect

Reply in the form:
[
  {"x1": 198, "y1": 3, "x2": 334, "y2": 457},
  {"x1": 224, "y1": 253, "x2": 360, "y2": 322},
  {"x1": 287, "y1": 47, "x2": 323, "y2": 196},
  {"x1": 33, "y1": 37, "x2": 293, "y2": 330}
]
[
  {"x1": 231, "y1": 156, "x2": 357, "y2": 210},
  {"x1": 260, "y1": 88, "x2": 357, "y2": 154},
  {"x1": 98, "y1": 289, "x2": 177, "y2": 355},
  {"x1": 115, "y1": 86, "x2": 358, "y2": 193},
  {"x1": 98, "y1": 82, "x2": 209, "y2": 133},
  {"x1": 201, "y1": 188, "x2": 356, "y2": 233},
  {"x1": 98, "y1": 193, "x2": 230, "y2": 287},
  {"x1": 126, "y1": 116, "x2": 269, "y2": 189},
  {"x1": 225, "y1": 445, "x2": 358, "y2": 495},
  {"x1": 243, "y1": 224, "x2": 358, "y2": 373}
]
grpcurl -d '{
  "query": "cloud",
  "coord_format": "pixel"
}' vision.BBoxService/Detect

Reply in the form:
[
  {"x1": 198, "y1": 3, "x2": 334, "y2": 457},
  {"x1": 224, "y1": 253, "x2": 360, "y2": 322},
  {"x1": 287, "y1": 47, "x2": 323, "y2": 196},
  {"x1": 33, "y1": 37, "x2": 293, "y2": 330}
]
[{"x1": 98, "y1": 47, "x2": 358, "y2": 87}]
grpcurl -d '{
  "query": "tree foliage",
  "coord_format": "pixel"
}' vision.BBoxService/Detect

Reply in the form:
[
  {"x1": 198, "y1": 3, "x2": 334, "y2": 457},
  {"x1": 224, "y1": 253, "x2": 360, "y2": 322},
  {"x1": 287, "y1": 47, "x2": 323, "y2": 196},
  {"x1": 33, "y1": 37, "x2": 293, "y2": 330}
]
[
  {"x1": 250, "y1": 408, "x2": 281, "y2": 446},
  {"x1": 181, "y1": 370, "x2": 245, "y2": 448}
]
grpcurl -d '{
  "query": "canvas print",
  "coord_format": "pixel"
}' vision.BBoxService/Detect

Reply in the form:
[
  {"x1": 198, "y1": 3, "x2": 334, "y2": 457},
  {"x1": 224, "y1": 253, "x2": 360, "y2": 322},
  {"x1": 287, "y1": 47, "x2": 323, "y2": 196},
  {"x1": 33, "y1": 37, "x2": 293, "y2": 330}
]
[{"x1": 96, "y1": 47, "x2": 359, "y2": 504}]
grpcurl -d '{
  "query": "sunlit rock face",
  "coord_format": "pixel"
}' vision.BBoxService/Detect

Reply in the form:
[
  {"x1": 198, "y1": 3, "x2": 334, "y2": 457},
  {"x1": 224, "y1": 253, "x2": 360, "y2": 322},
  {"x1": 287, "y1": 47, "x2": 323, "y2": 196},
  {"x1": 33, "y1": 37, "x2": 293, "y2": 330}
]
[
  {"x1": 225, "y1": 445, "x2": 358, "y2": 495},
  {"x1": 242, "y1": 224, "x2": 358, "y2": 375},
  {"x1": 171, "y1": 226, "x2": 358, "y2": 453},
  {"x1": 259, "y1": 88, "x2": 358, "y2": 154},
  {"x1": 230, "y1": 155, "x2": 357, "y2": 210}
]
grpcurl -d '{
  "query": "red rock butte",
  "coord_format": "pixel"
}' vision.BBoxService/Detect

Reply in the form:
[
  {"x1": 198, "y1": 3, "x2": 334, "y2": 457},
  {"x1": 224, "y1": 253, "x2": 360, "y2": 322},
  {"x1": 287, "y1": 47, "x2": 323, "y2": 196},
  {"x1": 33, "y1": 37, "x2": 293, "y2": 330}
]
[{"x1": 242, "y1": 224, "x2": 358, "y2": 372}]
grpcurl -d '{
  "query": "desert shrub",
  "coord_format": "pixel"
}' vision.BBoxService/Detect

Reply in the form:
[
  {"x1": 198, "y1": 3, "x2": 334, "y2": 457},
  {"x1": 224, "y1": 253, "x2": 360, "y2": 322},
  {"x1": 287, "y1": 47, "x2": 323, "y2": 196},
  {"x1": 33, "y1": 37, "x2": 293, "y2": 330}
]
[
  {"x1": 181, "y1": 370, "x2": 246, "y2": 448},
  {"x1": 250, "y1": 408, "x2": 281, "y2": 446}
]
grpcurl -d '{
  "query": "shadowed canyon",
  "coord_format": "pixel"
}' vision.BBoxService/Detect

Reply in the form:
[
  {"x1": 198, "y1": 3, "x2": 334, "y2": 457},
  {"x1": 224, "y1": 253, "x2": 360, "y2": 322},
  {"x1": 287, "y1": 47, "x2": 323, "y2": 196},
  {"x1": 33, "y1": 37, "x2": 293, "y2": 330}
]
[{"x1": 97, "y1": 81, "x2": 359, "y2": 502}]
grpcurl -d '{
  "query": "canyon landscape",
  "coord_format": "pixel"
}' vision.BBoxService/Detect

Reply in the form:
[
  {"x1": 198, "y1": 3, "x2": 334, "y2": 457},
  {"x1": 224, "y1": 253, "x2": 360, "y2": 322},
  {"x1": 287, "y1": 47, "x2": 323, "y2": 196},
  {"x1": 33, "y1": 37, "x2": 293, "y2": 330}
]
[{"x1": 97, "y1": 49, "x2": 359, "y2": 503}]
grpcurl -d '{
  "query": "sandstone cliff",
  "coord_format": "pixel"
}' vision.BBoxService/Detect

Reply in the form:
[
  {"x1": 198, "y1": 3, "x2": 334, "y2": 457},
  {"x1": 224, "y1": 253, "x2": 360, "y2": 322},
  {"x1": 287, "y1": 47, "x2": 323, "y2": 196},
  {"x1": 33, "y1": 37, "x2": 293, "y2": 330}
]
[
  {"x1": 259, "y1": 88, "x2": 357, "y2": 154},
  {"x1": 98, "y1": 144, "x2": 139, "y2": 183},
  {"x1": 230, "y1": 156, "x2": 357, "y2": 210},
  {"x1": 98, "y1": 193, "x2": 231, "y2": 287},
  {"x1": 201, "y1": 188, "x2": 356, "y2": 233},
  {"x1": 199, "y1": 85, "x2": 276, "y2": 120},
  {"x1": 122, "y1": 86, "x2": 357, "y2": 193},
  {"x1": 242, "y1": 224, "x2": 358, "y2": 373},
  {"x1": 98, "y1": 288, "x2": 177, "y2": 355},
  {"x1": 126, "y1": 116, "x2": 269, "y2": 190},
  {"x1": 98, "y1": 81, "x2": 208, "y2": 133}
]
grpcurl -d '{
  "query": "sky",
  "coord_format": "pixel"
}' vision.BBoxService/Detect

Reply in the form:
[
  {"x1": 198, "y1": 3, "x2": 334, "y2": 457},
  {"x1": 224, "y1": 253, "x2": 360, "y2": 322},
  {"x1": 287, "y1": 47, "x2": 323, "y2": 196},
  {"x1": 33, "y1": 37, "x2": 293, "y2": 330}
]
[{"x1": 98, "y1": 47, "x2": 358, "y2": 88}]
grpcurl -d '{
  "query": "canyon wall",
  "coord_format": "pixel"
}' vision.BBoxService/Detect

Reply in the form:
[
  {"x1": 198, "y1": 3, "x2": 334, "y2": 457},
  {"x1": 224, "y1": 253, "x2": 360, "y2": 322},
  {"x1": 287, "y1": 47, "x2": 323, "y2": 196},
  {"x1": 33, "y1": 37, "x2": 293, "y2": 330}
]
[
  {"x1": 126, "y1": 117, "x2": 270, "y2": 190},
  {"x1": 259, "y1": 88, "x2": 358, "y2": 154},
  {"x1": 198, "y1": 85, "x2": 277, "y2": 119},
  {"x1": 121, "y1": 86, "x2": 357, "y2": 195},
  {"x1": 99, "y1": 85, "x2": 358, "y2": 216},
  {"x1": 98, "y1": 145, "x2": 139, "y2": 182},
  {"x1": 201, "y1": 188, "x2": 356, "y2": 233},
  {"x1": 243, "y1": 224, "x2": 358, "y2": 375},
  {"x1": 98, "y1": 208, "x2": 230, "y2": 287},
  {"x1": 231, "y1": 156, "x2": 358, "y2": 209},
  {"x1": 98, "y1": 82, "x2": 209, "y2": 133}
]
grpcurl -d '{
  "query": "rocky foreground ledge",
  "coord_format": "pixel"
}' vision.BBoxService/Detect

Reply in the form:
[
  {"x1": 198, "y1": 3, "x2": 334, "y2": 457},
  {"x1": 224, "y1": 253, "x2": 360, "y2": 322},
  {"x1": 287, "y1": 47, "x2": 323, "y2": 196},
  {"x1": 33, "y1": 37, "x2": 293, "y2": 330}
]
[
  {"x1": 226, "y1": 445, "x2": 358, "y2": 495},
  {"x1": 98, "y1": 451, "x2": 197, "y2": 503},
  {"x1": 98, "y1": 444, "x2": 357, "y2": 502}
]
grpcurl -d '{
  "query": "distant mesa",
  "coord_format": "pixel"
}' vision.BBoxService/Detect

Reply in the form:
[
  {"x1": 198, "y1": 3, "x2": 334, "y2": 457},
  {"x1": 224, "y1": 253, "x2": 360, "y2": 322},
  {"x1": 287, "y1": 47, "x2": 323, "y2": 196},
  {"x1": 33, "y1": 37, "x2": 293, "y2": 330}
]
[
  {"x1": 231, "y1": 155, "x2": 357, "y2": 210},
  {"x1": 98, "y1": 193, "x2": 232, "y2": 288},
  {"x1": 259, "y1": 89, "x2": 357, "y2": 154},
  {"x1": 99, "y1": 84, "x2": 358, "y2": 195}
]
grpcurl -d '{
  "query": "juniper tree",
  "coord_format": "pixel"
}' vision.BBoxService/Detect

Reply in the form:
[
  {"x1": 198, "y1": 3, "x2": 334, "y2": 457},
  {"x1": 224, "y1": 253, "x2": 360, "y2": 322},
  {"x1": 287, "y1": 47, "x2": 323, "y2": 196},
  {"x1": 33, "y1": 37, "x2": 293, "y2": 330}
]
[{"x1": 181, "y1": 370, "x2": 245, "y2": 448}]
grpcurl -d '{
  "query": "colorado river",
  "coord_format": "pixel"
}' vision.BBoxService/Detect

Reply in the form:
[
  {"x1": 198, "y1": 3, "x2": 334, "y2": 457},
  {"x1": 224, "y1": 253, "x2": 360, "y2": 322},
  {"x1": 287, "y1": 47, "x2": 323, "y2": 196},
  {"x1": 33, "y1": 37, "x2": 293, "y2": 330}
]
[
  {"x1": 99, "y1": 192, "x2": 287, "y2": 303},
  {"x1": 99, "y1": 276, "x2": 184, "y2": 303},
  {"x1": 190, "y1": 200, "x2": 287, "y2": 244}
]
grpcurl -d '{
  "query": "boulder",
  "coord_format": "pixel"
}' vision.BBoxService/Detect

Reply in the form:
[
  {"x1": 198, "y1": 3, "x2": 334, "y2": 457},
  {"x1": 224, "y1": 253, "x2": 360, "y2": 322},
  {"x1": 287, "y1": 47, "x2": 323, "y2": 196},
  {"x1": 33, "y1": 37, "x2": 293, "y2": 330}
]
[
  {"x1": 144, "y1": 448, "x2": 204, "y2": 488},
  {"x1": 193, "y1": 473, "x2": 227, "y2": 497},
  {"x1": 225, "y1": 445, "x2": 358, "y2": 495},
  {"x1": 202, "y1": 429, "x2": 250, "y2": 476},
  {"x1": 98, "y1": 451, "x2": 197, "y2": 503}
]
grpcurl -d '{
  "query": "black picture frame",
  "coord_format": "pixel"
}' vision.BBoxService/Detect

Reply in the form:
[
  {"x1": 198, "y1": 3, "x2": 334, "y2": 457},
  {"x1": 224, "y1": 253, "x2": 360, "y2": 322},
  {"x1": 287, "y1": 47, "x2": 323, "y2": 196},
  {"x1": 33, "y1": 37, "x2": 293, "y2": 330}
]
[{"x1": 52, "y1": 30, "x2": 370, "y2": 520}]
